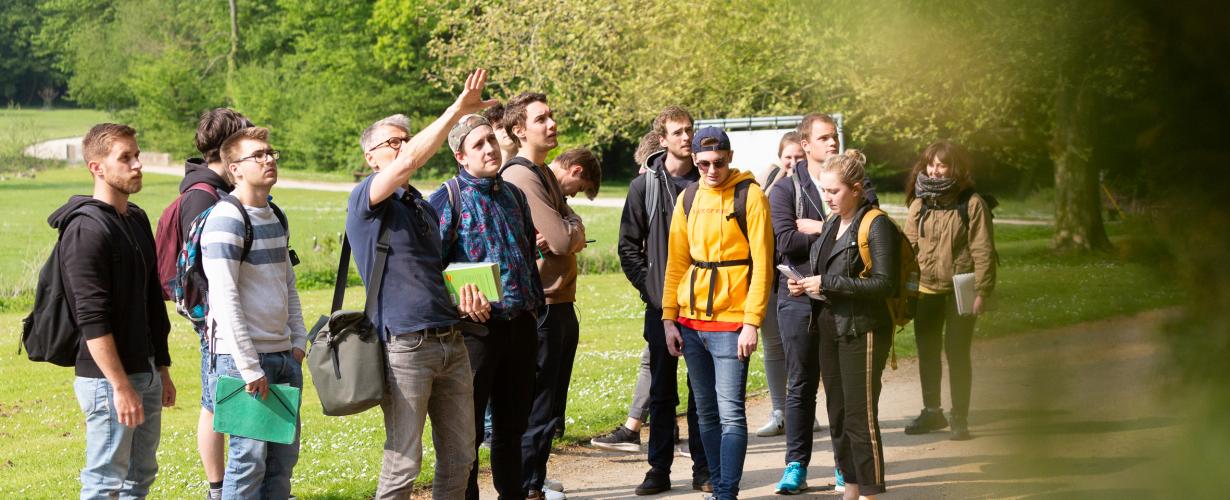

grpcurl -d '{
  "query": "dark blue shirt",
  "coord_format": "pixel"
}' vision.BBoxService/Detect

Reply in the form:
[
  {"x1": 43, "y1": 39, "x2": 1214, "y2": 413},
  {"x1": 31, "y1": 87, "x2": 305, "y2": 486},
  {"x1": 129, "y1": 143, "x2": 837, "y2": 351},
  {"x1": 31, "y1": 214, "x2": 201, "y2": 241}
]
[{"x1": 346, "y1": 176, "x2": 458, "y2": 339}]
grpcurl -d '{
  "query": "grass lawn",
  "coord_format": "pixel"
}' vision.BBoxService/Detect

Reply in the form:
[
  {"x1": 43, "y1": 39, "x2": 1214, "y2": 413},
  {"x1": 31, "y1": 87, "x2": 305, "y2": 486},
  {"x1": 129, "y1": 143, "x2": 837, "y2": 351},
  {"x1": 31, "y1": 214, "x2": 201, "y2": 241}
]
[
  {"x1": 0, "y1": 108, "x2": 112, "y2": 142},
  {"x1": 0, "y1": 167, "x2": 1180, "y2": 497}
]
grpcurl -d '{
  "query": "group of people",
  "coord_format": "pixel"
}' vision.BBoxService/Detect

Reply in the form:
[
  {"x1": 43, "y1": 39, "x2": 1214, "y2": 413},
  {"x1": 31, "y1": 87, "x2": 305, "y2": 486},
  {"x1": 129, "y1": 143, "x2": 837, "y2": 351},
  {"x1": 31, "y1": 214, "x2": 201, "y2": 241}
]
[
  {"x1": 49, "y1": 66, "x2": 995, "y2": 500},
  {"x1": 591, "y1": 109, "x2": 997, "y2": 499}
]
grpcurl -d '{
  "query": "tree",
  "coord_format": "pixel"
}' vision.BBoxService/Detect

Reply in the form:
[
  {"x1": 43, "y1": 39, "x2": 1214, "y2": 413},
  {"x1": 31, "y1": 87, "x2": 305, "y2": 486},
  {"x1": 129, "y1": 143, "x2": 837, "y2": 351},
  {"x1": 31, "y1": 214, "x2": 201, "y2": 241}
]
[{"x1": 0, "y1": 0, "x2": 63, "y2": 105}]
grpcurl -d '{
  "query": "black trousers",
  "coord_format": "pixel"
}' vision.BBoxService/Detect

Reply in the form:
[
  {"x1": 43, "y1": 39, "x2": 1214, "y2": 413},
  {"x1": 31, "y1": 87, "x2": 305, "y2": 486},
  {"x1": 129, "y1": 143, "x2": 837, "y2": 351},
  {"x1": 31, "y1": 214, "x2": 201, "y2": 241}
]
[
  {"x1": 522, "y1": 302, "x2": 580, "y2": 491},
  {"x1": 914, "y1": 292, "x2": 976, "y2": 418},
  {"x1": 817, "y1": 307, "x2": 890, "y2": 496},
  {"x1": 779, "y1": 298, "x2": 821, "y2": 466},
  {"x1": 465, "y1": 313, "x2": 538, "y2": 500},
  {"x1": 643, "y1": 306, "x2": 708, "y2": 477}
]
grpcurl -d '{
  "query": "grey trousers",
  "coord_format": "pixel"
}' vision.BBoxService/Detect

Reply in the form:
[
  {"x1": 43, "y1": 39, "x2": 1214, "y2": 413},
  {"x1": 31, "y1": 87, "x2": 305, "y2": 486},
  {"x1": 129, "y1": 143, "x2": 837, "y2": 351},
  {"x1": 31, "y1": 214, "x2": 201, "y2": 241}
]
[
  {"x1": 627, "y1": 346, "x2": 651, "y2": 421},
  {"x1": 376, "y1": 331, "x2": 476, "y2": 500}
]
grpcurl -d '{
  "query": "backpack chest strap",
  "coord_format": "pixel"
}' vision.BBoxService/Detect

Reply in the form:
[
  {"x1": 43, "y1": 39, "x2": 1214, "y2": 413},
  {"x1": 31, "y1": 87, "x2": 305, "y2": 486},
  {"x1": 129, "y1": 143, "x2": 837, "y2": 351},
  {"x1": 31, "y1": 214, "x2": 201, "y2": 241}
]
[{"x1": 689, "y1": 259, "x2": 752, "y2": 317}]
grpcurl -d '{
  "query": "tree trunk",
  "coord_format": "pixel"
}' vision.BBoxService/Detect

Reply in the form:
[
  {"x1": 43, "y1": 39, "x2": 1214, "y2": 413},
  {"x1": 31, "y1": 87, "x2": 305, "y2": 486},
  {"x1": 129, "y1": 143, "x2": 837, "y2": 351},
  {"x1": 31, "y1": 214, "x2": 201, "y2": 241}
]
[
  {"x1": 1051, "y1": 75, "x2": 1112, "y2": 252},
  {"x1": 226, "y1": 0, "x2": 239, "y2": 105}
]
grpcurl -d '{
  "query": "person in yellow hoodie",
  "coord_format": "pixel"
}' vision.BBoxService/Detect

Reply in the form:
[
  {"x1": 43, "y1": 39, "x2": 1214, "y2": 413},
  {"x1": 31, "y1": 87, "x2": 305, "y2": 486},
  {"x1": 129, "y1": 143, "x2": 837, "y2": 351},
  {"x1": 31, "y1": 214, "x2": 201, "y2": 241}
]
[{"x1": 662, "y1": 127, "x2": 774, "y2": 500}]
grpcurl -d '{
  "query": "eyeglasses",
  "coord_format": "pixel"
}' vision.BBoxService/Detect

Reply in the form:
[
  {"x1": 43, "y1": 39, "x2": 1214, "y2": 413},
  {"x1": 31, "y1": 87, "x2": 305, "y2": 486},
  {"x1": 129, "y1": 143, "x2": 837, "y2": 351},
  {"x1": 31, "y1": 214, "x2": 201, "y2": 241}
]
[
  {"x1": 695, "y1": 158, "x2": 729, "y2": 170},
  {"x1": 237, "y1": 149, "x2": 280, "y2": 164},
  {"x1": 369, "y1": 136, "x2": 410, "y2": 152}
]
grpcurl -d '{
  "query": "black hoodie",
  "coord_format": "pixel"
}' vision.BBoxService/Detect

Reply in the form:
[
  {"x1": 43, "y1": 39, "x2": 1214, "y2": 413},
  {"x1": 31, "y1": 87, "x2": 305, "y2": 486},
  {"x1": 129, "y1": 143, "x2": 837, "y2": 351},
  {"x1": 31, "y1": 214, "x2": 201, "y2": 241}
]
[
  {"x1": 617, "y1": 150, "x2": 699, "y2": 309},
  {"x1": 177, "y1": 157, "x2": 231, "y2": 234},
  {"x1": 51, "y1": 196, "x2": 171, "y2": 377}
]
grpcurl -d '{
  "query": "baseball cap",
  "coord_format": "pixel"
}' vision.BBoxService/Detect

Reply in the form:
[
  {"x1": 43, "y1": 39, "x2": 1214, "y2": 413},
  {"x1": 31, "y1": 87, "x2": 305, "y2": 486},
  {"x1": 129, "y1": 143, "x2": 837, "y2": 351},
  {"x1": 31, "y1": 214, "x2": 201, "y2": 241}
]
[
  {"x1": 691, "y1": 126, "x2": 732, "y2": 152},
  {"x1": 447, "y1": 114, "x2": 492, "y2": 153}
]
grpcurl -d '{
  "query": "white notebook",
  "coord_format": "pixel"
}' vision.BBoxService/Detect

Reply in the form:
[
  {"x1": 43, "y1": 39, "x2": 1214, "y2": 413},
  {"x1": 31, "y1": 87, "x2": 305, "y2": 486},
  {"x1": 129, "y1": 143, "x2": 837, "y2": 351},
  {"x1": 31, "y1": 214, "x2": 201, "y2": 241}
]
[{"x1": 952, "y1": 273, "x2": 977, "y2": 316}]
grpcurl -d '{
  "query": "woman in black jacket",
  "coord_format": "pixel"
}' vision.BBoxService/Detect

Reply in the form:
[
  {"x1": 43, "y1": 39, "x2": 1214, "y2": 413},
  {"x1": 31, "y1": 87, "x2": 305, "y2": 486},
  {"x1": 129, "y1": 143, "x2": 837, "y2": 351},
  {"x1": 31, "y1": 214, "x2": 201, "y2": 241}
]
[{"x1": 788, "y1": 149, "x2": 896, "y2": 499}]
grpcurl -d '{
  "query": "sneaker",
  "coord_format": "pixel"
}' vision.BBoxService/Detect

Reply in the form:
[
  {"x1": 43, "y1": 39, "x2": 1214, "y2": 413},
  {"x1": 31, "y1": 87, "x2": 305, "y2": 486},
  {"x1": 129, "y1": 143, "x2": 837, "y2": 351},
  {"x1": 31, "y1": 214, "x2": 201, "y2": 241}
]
[
  {"x1": 950, "y1": 415, "x2": 971, "y2": 441},
  {"x1": 756, "y1": 409, "x2": 785, "y2": 437},
  {"x1": 692, "y1": 469, "x2": 712, "y2": 492},
  {"x1": 675, "y1": 439, "x2": 691, "y2": 459},
  {"x1": 527, "y1": 488, "x2": 567, "y2": 500},
  {"x1": 834, "y1": 467, "x2": 846, "y2": 493},
  {"x1": 775, "y1": 461, "x2": 809, "y2": 495},
  {"x1": 544, "y1": 478, "x2": 565, "y2": 493},
  {"x1": 904, "y1": 408, "x2": 949, "y2": 435},
  {"x1": 634, "y1": 470, "x2": 671, "y2": 495},
  {"x1": 205, "y1": 489, "x2": 222, "y2": 500},
  {"x1": 590, "y1": 425, "x2": 641, "y2": 452}
]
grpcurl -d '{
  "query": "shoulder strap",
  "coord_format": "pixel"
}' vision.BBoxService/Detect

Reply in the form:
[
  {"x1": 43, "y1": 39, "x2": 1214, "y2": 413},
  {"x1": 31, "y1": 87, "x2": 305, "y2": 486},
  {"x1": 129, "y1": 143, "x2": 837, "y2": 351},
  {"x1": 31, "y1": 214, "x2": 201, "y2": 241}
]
[
  {"x1": 765, "y1": 167, "x2": 780, "y2": 189},
  {"x1": 682, "y1": 182, "x2": 700, "y2": 221},
  {"x1": 957, "y1": 190, "x2": 973, "y2": 230},
  {"x1": 330, "y1": 209, "x2": 393, "y2": 315},
  {"x1": 731, "y1": 178, "x2": 753, "y2": 240},
  {"x1": 501, "y1": 162, "x2": 553, "y2": 198},
  {"x1": 445, "y1": 178, "x2": 462, "y2": 248},
  {"x1": 857, "y1": 208, "x2": 888, "y2": 278},
  {"x1": 791, "y1": 172, "x2": 804, "y2": 219},
  {"x1": 186, "y1": 182, "x2": 219, "y2": 199},
  {"x1": 219, "y1": 195, "x2": 255, "y2": 263}
]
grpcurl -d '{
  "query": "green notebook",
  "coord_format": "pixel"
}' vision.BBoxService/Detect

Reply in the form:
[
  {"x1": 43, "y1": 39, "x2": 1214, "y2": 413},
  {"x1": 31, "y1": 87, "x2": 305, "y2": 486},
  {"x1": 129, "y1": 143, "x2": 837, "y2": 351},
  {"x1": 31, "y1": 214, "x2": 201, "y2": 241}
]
[
  {"x1": 443, "y1": 262, "x2": 503, "y2": 304},
  {"x1": 213, "y1": 375, "x2": 301, "y2": 445}
]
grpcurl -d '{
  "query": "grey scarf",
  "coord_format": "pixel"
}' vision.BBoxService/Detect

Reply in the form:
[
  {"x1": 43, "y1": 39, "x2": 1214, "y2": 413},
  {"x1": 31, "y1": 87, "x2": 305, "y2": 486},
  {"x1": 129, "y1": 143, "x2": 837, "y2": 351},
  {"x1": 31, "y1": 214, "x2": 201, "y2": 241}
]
[{"x1": 915, "y1": 173, "x2": 959, "y2": 206}]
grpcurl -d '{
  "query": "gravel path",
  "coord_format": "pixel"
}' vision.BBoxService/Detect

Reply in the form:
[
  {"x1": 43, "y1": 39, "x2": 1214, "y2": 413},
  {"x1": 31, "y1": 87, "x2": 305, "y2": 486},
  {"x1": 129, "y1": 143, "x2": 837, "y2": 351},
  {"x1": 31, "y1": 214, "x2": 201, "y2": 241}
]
[{"x1": 480, "y1": 310, "x2": 1175, "y2": 499}]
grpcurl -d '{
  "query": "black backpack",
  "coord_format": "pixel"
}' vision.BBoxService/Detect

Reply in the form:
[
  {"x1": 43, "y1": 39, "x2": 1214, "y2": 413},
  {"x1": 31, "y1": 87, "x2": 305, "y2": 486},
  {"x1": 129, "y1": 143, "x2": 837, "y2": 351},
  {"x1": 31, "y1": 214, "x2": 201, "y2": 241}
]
[
  {"x1": 681, "y1": 178, "x2": 757, "y2": 240},
  {"x1": 20, "y1": 207, "x2": 117, "y2": 366}
]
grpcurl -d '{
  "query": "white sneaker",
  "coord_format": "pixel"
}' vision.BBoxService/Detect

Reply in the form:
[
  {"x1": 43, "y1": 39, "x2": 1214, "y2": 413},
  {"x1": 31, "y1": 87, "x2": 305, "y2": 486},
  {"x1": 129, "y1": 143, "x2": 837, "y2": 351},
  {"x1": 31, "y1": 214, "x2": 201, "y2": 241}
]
[
  {"x1": 756, "y1": 409, "x2": 785, "y2": 437},
  {"x1": 544, "y1": 488, "x2": 567, "y2": 500},
  {"x1": 544, "y1": 478, "x2": 565, "y2": 493}
]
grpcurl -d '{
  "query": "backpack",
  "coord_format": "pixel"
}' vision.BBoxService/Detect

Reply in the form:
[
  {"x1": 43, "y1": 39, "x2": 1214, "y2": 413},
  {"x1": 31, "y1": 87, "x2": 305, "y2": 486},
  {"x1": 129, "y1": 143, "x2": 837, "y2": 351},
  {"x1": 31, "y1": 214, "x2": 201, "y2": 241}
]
[
  {"x1": 917, "y1": 189, "x2": 998, "y2": 238},
  {"x1": 173, "y1": 195, "x2": 291, "y2": 330},
  {"x1": 681, "y1": 178, "x2": 757, "y2": 240},
  {"x1": 856, "y1": 208, "x2": 921, "y2": 370},
  {"x1": 20, "y1": 207, "x2": 117, "y2": 366},
  {"x1": 155, "y1": 182, "x2": 220, "y2": 300}
]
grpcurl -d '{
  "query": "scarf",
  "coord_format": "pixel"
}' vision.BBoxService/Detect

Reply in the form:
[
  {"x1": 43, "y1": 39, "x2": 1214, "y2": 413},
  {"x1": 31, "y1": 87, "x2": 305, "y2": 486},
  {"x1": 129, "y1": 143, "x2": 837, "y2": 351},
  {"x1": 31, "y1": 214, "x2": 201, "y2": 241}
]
[
  {"x1": 444, "y1": 170, "x2": 545, "y2": 319},
  {"x1": 915, "y1": 173, "x2": 959, "y2": 207}
]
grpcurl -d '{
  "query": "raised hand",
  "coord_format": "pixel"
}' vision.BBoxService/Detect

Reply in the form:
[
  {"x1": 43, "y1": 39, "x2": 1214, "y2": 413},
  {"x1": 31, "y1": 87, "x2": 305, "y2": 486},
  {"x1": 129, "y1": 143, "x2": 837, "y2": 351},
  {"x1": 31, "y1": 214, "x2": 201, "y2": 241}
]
[{"x1": 454, "y1": 68, "x2": 500, "y2": 116}]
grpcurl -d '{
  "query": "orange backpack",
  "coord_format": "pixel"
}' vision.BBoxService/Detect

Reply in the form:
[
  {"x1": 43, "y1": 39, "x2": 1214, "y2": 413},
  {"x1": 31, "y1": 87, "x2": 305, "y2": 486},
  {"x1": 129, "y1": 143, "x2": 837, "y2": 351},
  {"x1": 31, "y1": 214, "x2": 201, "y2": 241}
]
[{"x1": 856, "y1": 208, "x2": 920, "y2": 369}]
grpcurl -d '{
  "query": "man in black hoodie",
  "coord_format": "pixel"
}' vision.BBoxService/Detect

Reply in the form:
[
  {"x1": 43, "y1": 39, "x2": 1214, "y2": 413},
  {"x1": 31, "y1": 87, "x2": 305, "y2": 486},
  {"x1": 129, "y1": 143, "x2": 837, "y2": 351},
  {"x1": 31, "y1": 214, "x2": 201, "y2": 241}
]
[
  {"x1": 615, "y1": 105, "x2": 711, "y2": 495},
  {"x1": 177, "y1": 108, "x2": 251, "y2": 499},
  {"x1": 55, "y1": 123, "x2": 173, "y2": 499}
]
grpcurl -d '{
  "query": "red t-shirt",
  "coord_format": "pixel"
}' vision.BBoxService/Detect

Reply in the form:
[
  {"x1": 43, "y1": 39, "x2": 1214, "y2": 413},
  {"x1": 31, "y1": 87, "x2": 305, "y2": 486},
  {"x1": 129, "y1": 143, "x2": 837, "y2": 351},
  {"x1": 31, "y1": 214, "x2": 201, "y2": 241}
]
[{"x1": 677, "y1": 317, "x2": 743, "y2": 332}]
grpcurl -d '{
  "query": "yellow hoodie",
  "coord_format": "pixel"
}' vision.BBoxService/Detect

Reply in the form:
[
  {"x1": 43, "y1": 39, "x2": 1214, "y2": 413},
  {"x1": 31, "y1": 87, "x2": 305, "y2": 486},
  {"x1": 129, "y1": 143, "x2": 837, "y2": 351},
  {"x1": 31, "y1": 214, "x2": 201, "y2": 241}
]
[{"x1": 661, "y1": 169, "x2": 775, "y2": 327}]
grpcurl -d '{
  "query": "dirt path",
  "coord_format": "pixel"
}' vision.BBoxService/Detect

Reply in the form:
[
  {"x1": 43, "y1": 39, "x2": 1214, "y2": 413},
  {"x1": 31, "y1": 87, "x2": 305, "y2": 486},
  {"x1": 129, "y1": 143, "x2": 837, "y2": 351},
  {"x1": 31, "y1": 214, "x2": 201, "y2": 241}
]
[{"x1": 487, "y1": 310, "x2": 1176, "y2": 499}]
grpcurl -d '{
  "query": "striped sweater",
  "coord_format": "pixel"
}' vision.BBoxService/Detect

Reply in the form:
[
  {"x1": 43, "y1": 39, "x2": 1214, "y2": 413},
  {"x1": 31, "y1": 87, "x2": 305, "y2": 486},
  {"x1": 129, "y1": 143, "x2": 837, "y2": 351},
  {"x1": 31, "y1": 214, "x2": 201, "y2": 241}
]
[{"x1": 202, "y1": 199, "x2": 307, "y2": 383}]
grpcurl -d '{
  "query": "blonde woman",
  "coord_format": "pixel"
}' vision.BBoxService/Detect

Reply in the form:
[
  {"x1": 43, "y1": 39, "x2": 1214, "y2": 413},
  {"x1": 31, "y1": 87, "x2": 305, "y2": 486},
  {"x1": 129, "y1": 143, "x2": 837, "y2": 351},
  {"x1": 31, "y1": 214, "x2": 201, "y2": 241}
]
[{"x1": 788, "y1": 150, "x2": 895, "y2": 499}]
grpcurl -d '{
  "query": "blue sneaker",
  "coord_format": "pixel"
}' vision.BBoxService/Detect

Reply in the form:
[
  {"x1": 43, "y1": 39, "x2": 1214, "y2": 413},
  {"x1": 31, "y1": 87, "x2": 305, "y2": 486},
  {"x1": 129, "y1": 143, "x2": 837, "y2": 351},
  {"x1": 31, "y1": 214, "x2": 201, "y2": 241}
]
[
  {"x1": 834, "y1": 467, "x2": 846, "y2": 493},
  {"x1": 775, "y1": 461, "x2": 808, "y2": 495}
]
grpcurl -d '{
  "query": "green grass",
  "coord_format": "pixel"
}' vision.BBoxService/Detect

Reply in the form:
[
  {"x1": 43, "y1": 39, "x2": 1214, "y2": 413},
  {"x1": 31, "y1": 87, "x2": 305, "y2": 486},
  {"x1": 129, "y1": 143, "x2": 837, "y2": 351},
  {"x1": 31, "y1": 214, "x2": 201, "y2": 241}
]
[
  {"x1": 0, "y1": 169, "x2": 1181, "y2": 497},
  {"x1": 0, "y1": 168, "x2": 353, "y2": 310},
  {"x1": 0, "y1": 108, "x2": 112, "y2": 142}
]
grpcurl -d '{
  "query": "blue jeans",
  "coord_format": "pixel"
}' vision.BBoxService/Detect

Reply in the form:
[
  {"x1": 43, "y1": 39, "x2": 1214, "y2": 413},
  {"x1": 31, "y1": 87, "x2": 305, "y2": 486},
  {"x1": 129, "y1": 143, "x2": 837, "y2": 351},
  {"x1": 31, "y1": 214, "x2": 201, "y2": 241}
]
[
  {"x1": 210, "y1": 352, "x2": 302, "y2": 499},
  {"x1": 680, "y1": 325, "x2": 749, "y2": 500},
  {"x1": 74, "y1": 365, "x2": 163, "y2": 500},
  {"x1": 198, "y1": 336, "x2": 215, "y2": 411}
]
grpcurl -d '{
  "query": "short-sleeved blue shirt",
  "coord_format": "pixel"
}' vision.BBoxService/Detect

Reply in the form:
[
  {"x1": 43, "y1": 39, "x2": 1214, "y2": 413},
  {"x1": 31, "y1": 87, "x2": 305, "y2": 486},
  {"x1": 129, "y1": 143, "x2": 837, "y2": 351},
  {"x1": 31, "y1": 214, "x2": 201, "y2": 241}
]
[{"x1": 346, "y1": 176, "x2": 458, "y2": 339}]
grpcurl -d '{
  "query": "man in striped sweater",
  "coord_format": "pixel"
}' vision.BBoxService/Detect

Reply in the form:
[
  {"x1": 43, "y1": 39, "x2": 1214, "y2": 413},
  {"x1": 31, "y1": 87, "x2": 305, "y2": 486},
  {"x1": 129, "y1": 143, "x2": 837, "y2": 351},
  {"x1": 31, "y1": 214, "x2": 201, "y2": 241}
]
[{"x1": 202, "y1": 126, "x2": 307, "y2": 498}]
